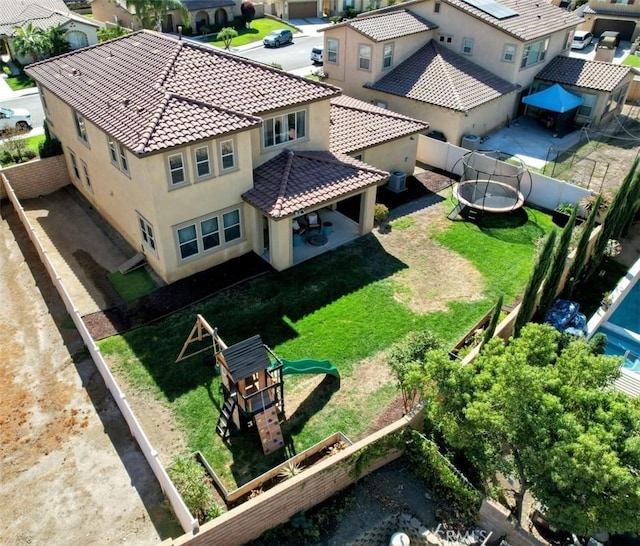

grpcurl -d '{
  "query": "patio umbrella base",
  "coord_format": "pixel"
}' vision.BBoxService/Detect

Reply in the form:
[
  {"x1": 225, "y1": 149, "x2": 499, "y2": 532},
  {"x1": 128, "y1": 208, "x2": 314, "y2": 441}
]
[{"x1": 306, "y1": 234, "x2": 328, "y2": 247}]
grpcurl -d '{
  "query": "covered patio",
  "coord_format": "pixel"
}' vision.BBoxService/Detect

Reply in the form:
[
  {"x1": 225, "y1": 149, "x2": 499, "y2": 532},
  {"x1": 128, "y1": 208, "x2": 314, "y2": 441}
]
[{"x1": 244, "y1": 149, "x2": 388, "y2": 271}]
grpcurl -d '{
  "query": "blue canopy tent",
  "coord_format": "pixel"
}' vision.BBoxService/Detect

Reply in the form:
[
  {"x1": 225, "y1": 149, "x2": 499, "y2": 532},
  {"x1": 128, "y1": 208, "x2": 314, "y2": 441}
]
[{"x1": 522, "y1": 84, "x2": 583, "y2": 136}]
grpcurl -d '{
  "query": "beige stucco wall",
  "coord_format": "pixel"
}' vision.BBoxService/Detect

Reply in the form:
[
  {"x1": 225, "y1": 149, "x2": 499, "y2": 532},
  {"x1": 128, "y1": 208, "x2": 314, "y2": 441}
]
[
  {"x1": 90, "y1": 0, "x2": 138, "y2": 29},
  {"x1": 353, "y1": 135, "x2": 420, "y2": 175}
]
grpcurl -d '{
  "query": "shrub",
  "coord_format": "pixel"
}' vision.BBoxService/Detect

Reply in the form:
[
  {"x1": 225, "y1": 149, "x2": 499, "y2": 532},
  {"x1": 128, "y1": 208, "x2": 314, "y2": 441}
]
[
  {"x1": 24, "y1": 149, "x2": 37, "y2": 160},
  {"x1": 167, "y1": 455, "x2": 214, "y2": 523},
  {"x1": 589, "y1": 332, "x2": 607, "y2": 355},
  {"x1": 0, "y1": 149, "x2": 13, "y2": 165},
  {"x1": 374, "y1": 203, "x2": 389, "y2": 225}
]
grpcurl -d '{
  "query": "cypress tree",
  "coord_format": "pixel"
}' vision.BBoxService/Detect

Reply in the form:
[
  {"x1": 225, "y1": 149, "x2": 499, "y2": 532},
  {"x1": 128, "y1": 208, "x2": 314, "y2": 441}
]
[
  {"x1": 566, "y1": 194, "x2": 601, "y2": 298},
  {"x1": 538, "y1": 205, "x2": 578, "y2": 318},
  {"x1": 483, "y1": 293, "x2": 504, "y2": 345},
  {"x1": 514, "y1": 230, "x2": 557, "y2": 337}
]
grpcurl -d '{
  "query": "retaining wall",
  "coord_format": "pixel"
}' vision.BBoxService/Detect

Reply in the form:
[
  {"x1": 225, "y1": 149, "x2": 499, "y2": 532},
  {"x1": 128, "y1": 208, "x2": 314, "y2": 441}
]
[{"x1": 0, "y1": 156, "x2": 70, "y2": 200}]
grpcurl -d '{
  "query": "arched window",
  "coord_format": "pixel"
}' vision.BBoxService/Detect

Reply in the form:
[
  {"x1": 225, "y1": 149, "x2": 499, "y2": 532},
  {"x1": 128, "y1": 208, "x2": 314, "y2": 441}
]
[{"x1": 66, "y1": 30, "x2": 89, "y2": 50}]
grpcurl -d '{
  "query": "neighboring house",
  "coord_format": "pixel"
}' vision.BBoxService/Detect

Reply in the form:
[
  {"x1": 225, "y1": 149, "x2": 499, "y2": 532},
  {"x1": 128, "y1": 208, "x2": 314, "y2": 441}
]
[
  {"x1": 321, "y1": 0, "x2": 583, "y2": 144},
  {"x1": 89, "y1": 0, "x2": 236, "y2": 34},
  {"x1": 25, "y1": 31, "x2": 425, "y2": 282},
  {"x1": 581, "y1": 0, "x2": 640, "y2": 42},
  {"x1": 0, "y1": 0, "x2": 102, "y2": 64},
  {"x1": 528, "y1": 56, "x2": 632, "y2": 129}
]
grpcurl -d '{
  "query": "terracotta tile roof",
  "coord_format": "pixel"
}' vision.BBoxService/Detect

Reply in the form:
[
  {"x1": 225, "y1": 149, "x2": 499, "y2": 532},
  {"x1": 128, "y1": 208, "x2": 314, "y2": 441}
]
[
  {"x1": 442, "y1": 0, "x2": 582, "y2": 42},
  {"x1": 337, "y1": 10, "x2": 438, "y2": 42},
  {"x1": 0, "y1": 0, "x2": 80, "y2": 35},
  {"x1": 330, "y1": 95, "x2": 429, "y2": 154},
  {"x1": 583, "y1": 5, "x2": 637, "y2": 16},
  {"x1": 535, "y1": 56, "x2": 631, "y2": 92},
  {"x1": 182, "y1": 0, "x2": 234, "y2": 9},
  {"x1": 244, "y1": 150, "x2": 388, "y2": 218},
  {"x1": 365, "y1": 40, "x2": 519, "y2": 112},
  {"x1": 25, "y1": 31, "x2": 341, "y2": 155}
]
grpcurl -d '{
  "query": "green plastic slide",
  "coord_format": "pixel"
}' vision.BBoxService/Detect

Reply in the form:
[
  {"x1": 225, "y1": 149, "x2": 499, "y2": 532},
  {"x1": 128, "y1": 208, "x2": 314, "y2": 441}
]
[{"x1": 279, "y1": 358, "x2": 340, "y2": 379}]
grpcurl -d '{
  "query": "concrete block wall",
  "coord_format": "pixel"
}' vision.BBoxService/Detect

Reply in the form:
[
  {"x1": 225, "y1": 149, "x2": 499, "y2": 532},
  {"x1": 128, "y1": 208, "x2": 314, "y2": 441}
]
[
  {"x1": 174, "y1": 411, "x2": 422, "y2": 546},
  {"x1": 0, "y1": 156, "x2": 70, "y2": 200}
]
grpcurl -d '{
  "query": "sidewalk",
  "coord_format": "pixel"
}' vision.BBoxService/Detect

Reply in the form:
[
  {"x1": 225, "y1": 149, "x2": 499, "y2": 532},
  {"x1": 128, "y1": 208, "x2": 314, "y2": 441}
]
[{"x1": 0, "y1": 75, "x2": 40, "y2": 100}]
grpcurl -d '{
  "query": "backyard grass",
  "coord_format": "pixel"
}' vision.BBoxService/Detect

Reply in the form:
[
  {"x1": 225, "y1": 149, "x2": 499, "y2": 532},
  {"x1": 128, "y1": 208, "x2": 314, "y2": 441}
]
[
  {"x1": 2, "y1": 71, "x2": 35, "y2": 91},
  {"x1": 22, "y1": 134, "x2": 45, "y2": 153},
  {"x1": 622, "y1": 54, "x2": 640, "y2": 67},
  {"x1": 107, "y1": 269, "x2": 157, "y2": 302},
  {"x1": 204, "y1": 19, "x2": 297, "y2": 48},
  {"x1": 99, "y1": 203, "x2": 555, "y2": 489}
]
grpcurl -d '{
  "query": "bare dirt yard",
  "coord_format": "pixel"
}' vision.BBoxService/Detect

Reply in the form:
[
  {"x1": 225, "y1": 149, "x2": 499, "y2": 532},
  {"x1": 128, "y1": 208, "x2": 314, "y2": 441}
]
[{"x1": 0, "y1": 202, "x2": 182, "y2": 545}]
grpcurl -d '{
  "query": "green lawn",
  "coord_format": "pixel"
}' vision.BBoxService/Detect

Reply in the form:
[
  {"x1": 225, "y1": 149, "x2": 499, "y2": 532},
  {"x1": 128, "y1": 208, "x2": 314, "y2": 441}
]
[
  {"x1": 204, "y1": 19, "x2": 297, "y2": 48},
  {"x1": 108, "y1": 269, "x2": 157, "y2": 302},
  {"x1": 3, "y1": 72, "x2": 36, "y2": 91},
  {"x1": 22, "y1": 134, "x2": 45, "y2": 153},
  {"x1": 99, "y1": 205, "x2": 554, "y2": 489},
  {"x1": 622, "y1": 54, "x2": 640, "y2": 67}
]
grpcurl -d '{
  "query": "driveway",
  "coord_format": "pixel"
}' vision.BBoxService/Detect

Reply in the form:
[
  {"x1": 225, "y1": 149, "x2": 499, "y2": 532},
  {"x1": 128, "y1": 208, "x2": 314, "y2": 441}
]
[{"x1": 0, "y1": 198, "x2": 182, "y2": 545}]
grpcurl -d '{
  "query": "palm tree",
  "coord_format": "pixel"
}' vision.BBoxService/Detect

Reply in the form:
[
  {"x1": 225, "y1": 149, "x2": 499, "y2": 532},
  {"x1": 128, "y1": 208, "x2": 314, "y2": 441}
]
[
  {"x1": 123, "y1": 0, "x2": 191, "y2": 32},
  {"x1": 12, "y1": 23, "x2": 48, "y2": 63},
  {"x1": 42, "y1": 26, "x2": 70, "y2": 57}
]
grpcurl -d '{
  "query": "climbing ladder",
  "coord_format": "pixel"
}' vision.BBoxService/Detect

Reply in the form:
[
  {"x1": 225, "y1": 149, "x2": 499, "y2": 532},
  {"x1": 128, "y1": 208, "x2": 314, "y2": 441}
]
[
  {"x1": 215, "y1": 393, "x2": 237, "y2": 440},
  {"x1": 255, "y1": 407, "x2": 284, "y2": 455}
]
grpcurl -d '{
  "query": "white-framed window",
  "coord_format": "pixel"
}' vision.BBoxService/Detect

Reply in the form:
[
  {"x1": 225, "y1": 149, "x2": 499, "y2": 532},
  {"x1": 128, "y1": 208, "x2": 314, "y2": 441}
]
[
  {"x1": 168, "y1": 153, "x2": 187, "y2": 186},
  {"x1": 578, "y1": 93, "x2": 597, "y2": 117},
  {"x1": 220, "y1": 139, "x2": 235, "y2": 171},
  {"x1": 118, "y1": 143, "x2": 129, "y2": 174},
  {"x1": 263, "y1": 110, "x2": 306, "y2": 148},
  {"x1": 108, "y1": 137, "x2": 118, "y2": 164},
  {"x1": 194, "y1": 145, "x2": 211, "y2": 178},
  {"x1": 521, "y1": 38, "x2": 549, "y2": 68},
  {"x1": 67, "y1": 30, "x2": 89, "y2": 49},
  {"x1": 358, "y1": 44, "x2": 372, "y2": 71},
  {"x1": 137, "y1": 213, "x2": 157, "y2": 255},
  {"x1": 81, "y1": 160, "x2": 92, "y2": 191},
  {"x1": 434, "y1": 1, "x2": 441, "y2": 12},
  {"x1": 439, "y1": 35, "x2": 453, "y2": 44},
  {"x1": 503, "y1": 44, "x2": 516, "y2": 62},
  {"x1": 383, "y1": 43, "x2": 394, "y2": 69},
  {"x1": 73, "y1": 110, "x2": 88, "y2": 143},
  {"x1": 175, "y1": 208, "x2": 242, "y2": 261},
  {"x1": 327, "y1": 39, "x2": 338, "y2": 63},
  {"x1": 68, "y1": 148, "x2": 80, "y2": 180},
  {"x1": 462, "y1": 37, "x2": 474, "y2": 55}
]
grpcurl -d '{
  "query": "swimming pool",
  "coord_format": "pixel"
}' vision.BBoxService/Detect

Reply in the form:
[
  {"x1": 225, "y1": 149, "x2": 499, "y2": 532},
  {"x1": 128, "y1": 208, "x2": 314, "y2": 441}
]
[{"x1": 594, "y1": 277, "x2": 640, "y2": 373}]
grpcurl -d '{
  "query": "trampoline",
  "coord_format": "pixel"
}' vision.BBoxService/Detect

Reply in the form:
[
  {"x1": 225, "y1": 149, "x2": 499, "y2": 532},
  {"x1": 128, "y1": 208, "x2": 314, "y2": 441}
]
[{"x1": 449, "y1": 150, "x2": 532, "y2": 219}]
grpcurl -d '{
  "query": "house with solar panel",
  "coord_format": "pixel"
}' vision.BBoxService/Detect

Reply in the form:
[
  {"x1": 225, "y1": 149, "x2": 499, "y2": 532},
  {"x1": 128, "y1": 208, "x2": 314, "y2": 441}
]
[
  {"x1": 25, "y1": 30, "x2": 428, "y2": 283},
  {"x1": 320, "y1": 0, "x2": 587, "y2": 145}
]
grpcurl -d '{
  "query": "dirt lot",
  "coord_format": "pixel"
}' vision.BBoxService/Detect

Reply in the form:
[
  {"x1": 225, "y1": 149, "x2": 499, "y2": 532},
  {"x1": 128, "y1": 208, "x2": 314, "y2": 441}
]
[{"x1": 0, "y1": 201, "x2": 182, "y2": 545}]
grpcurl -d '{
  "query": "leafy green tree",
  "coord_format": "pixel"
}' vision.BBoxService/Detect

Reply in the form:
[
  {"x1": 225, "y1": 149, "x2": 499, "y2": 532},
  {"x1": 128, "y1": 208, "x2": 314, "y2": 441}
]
[
  {"x1": 122, "y1": 0, "x2": 191, "y2": 31},
  {"x1": 217, "y1": 27, "x2": 238, "y2": 50},
  {"x1": 538, "y1": 205, "x2": 577, "y2": 318},
  {"x1": 42, "y1": 25, "x2": 70, "y2": 57},
  {"x1": 513, "y1": 230, "x2": 557, "y2": 337},
  {"x1": 12, "y1": 22, "x2": 48, "y2": 63},
  {"x1": 566, "y1": 194, "x2": 601, "y2": 298},
  {"x1": 97, "y1": 24, "x2": 129, "y2": 43},
  {"x1": 422, "y1": 323, "x2": 640, "y2": 534},
  {"x1": 240, "y1": 1, "x2": 256, "y2": 28},
  {"x1": 482, "y1": 293, "x2": 503, "y2": 345}
]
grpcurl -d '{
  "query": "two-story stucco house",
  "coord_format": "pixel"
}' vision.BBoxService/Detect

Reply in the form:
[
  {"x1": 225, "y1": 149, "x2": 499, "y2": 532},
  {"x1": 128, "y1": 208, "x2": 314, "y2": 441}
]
[
  {"x1": 581, "y1": 0, "x2": 639, "y2": 42},
  {"x1": 25, "y1": 31, "x2": 428, "y2": 283},
  {"x1": 0, "y1": 0, "x2": 102, "y2": 64},
  {"x1": 321, "y1": 0, "x2": 584, "y2": 144}
]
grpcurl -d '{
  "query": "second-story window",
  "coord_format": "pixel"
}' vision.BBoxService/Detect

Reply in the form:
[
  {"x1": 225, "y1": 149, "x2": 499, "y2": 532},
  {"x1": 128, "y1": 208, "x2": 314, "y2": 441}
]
[
  {"x1": 503, "y1": 44, "x2": 516, "y2": 62},
  {"x1": 263, "y1": 110, "x2": 306, "y2": 148},
  {"x1": 108, "y1": 136, "x2": 129, "y2": 176},
  {"x1": 168, "y1": 153, "x2": 186, "y2": 186},
  {"x1": 220, "y1": 139, "x2": 235, "y2": 171},
  {"x1": 521, "y1": 38, "x2": 549, "y2": 69},
  {"x1": 434, "y1": 1, "x2": 441, "y2": 12},
  {"x1": 462, "y1": 38, "x2": 474, "y2": 55},
  {"x1": 194, "y1": 145, "x2": 211, "y2": 178},
  {"x1": 108, "y1": 138, "x2": 118, "y2": 164},
  {"x1": 359, "y1": 45, "x2": 372, "y2": 71},
  {"x1": 327, "y1": 39, "x2": 338, "y2": 63},
  {"x1": 68, "y1": 148, "x2": 81, "y2": 180},
  {"x1": 118, "y1": 143, "x2": 129, "y2": 174},
  {"x1": 383, "y1": 43, "x2": 394, "y2": 69},
  {"x1": 73, "y1": 110, "x2": 88, "y2": 144}
]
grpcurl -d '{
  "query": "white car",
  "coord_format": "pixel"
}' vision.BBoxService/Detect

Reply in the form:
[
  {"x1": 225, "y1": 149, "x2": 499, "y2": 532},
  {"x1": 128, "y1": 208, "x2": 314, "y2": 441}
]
[
  {"x1": 571, "y1": 31, "x2": 593, "y2": 50},
  {"x1": 0, "y1": 106, "x2": 32, "y2": 132}
]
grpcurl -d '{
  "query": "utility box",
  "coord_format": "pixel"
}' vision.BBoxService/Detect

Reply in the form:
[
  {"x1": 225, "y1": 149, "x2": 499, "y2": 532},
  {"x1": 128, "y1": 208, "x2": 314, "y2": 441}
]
[{"x1": 388, "y1": 171, "x2": 407, "y2": 192}]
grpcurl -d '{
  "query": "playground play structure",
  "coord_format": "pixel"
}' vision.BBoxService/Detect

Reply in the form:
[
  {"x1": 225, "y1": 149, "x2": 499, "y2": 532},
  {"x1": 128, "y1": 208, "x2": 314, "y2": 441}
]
[{"x1": 176, "y1": 315, "x2": 339, "y2": 455}]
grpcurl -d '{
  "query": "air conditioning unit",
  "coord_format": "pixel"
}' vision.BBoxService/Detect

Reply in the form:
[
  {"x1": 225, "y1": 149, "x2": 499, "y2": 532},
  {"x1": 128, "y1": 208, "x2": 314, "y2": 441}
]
[
  {"x1": 388, "y1": 170, "x2": 407, "y2": 193},
  {"x1": 461, "y1": 134, "x2": 481, "y2": 151}
]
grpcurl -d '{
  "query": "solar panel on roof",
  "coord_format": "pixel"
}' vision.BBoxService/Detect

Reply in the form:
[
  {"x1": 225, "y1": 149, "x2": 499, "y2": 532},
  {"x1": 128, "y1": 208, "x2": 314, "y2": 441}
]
[{"x1": 462, "y1": 0, "x2": 519, "y2": 19}]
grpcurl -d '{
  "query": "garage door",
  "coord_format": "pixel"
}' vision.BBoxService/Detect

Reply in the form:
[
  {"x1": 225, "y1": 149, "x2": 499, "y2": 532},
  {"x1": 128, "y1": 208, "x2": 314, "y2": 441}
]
[
  {"x1": 289, "y1": 1, "x2": 317, "y2": 18},
  {"x1": 592, "y1": 19, "x2": 636, "y2": 41}
]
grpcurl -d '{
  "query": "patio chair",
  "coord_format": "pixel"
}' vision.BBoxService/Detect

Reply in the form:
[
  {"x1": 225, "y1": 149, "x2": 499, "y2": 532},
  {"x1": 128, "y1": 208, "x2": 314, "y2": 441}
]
[
  {"x1": 292, "y1": 219, "x2": 306, "y2": 236},
  {"x1": 305, "y1": 211, "x2": 322, "y2": 234}
]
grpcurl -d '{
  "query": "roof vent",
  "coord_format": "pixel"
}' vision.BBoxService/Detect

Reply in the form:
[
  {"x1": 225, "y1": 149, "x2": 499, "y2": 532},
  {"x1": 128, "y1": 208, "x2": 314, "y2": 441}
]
[
  {"x1": 71, "y1": 68, "x2": 80, "y2": 76},
  {"x1": 122, "y1": 98, "x2": 130, "y2": 106}
]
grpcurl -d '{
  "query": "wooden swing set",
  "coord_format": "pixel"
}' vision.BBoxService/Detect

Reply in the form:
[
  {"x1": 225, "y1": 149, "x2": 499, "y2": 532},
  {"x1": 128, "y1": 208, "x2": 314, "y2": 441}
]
[{"x1": 176, "y1": 315, "x2": 285, "y2": 455}]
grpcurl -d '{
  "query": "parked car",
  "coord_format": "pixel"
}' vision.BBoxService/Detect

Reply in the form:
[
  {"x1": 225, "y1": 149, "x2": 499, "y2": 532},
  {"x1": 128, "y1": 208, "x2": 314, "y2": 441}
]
[
  {"x1": 599, "y1": 30, "x2": 620, "y2": 48},
  {"x1": 0, "y1": 107, "x2": 32, "y2": 132},
  {"x1": 263, "y1": 29, "x2": 293, "y2": 48},
  {"x1": 571, "y1": 30, "x2": 593, "y2": 50},
  {"x1": 311, "y1": 47, "x2": 323, "y2": 63}
]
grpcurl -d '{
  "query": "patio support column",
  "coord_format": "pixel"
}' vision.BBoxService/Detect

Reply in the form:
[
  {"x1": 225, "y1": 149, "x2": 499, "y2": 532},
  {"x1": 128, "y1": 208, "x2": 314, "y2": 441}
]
[
  {"x1": 269, "y1": 217, "x2": 292, "y2": 271},
  {"x1": 359, "y1": 186, "x2": 376, "y2": 234}
]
